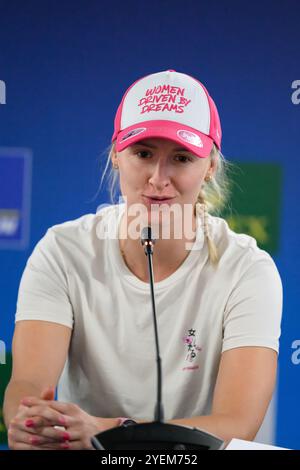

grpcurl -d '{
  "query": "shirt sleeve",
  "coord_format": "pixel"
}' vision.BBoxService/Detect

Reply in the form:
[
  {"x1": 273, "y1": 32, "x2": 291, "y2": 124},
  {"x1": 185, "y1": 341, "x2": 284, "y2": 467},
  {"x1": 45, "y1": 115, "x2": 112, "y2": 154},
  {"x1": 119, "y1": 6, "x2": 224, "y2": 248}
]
[
  {"x1": 15, "y1": 228, "x2": 74, "y2": 329},
  {"x1": 222, "y1": 251, "x2": 283, "y2": 354}
]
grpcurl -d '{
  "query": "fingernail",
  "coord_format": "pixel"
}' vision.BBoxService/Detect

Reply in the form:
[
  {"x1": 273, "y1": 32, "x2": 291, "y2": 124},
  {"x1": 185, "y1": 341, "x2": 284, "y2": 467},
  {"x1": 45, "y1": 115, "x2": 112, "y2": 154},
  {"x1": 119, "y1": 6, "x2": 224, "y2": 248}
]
[
  {"x1": 30, "y1": 436, "x2": 39, "y2": 445},
  {"x1": 25, "y1": 419, "x2": 35, "y2": 428},
  {"x1": 58, "y1": 416, "x2": 66, "y2": 426},
  {"x1": 62, "y1": 432, "x2": 70, "y2": 442},
  {"x1": 61, "y1": 442, "x2": 70, "y2": 449}
]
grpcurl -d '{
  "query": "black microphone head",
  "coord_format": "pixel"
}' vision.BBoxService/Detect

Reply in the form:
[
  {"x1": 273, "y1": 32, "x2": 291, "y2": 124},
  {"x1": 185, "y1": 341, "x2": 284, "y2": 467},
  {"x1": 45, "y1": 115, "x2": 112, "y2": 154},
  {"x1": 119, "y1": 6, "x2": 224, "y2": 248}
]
[{"x1": 140, "y1": 226, "x2": 156, "y2": 246}]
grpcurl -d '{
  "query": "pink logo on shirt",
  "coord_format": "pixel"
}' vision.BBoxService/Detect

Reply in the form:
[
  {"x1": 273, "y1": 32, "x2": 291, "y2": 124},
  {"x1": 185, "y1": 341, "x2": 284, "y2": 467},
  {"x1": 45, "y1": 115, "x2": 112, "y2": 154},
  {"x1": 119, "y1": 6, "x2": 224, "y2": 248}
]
[{"x1": 182, "y1": 328, "x2": 202, "y2": 371}]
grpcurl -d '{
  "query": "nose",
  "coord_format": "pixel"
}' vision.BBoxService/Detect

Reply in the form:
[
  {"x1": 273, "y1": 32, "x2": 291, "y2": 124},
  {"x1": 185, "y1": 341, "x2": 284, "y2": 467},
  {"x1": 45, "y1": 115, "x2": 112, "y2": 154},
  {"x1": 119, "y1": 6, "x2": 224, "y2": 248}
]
[{"x1": 148, "y1": 160, "x2": 171, "y2": 190}]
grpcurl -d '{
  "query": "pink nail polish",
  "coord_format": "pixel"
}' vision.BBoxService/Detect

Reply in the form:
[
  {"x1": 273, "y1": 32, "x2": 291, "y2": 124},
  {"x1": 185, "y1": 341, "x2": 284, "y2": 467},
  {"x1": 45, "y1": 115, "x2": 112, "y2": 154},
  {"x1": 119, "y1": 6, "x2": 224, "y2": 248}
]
[
  {"x1": 25, "y1": 419, "x2": 35, "y2": 428},
  {"x1": 62, "y1": 432, "x2": 70, "y2": 441},
  {"x1": 30, "y1": 436, "x2": 39, "y2": 445},
  {"x1": 61, "y1": 442, "x2": 70, "y2": 449},
  {"x1": 58, "y1": 416, "x2": 66, "y2": 426}
]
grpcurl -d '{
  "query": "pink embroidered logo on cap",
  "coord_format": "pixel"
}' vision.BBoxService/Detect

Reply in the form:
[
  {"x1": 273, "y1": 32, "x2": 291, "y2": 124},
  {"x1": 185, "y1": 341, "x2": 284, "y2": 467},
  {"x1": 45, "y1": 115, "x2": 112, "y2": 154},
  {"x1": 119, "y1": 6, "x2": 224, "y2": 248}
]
[
  {"x1": 177, "y1": 130, "x2": 203, "y2": 148},
  {"x1": 120, "y1": 127, "x2": 146, "y2": 142},
  {"x1": 138, "y1": 83, "x2": 192, "y2": 115}
]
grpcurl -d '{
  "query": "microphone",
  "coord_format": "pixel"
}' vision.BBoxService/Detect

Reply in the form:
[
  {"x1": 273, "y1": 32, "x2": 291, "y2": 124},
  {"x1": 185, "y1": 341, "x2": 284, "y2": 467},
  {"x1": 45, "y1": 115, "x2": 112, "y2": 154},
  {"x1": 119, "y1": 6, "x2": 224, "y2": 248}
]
[
  {"x1": 140, "y1": 226, "x2": 163, "y2": 423},
  {"x1": 91, "y1": 226, "x2": 224, "y2": 450}
]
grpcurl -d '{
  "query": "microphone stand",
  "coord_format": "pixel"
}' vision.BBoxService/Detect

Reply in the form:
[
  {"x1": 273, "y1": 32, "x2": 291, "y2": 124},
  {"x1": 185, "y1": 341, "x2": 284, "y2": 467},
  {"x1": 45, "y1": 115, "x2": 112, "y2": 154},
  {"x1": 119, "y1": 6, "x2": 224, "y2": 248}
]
[
  {"x1": 91, "y1": 227, "x2": 224, "y2": 450},
  {"x1": 141, "y1": 227, "x2": 163, "y2": 423}
]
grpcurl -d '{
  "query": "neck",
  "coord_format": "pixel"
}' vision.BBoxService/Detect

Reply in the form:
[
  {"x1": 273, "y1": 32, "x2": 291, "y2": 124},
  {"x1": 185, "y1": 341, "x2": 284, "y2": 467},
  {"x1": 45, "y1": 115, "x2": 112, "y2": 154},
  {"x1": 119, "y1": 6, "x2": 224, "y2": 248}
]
[{"x1": 118, "y1": 212, "x2": 198, "y2": 282}]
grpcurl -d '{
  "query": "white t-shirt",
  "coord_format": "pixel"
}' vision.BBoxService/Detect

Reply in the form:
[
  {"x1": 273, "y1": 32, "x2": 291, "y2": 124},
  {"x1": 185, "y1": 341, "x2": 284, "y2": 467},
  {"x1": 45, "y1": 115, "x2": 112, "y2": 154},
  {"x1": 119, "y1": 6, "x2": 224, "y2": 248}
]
[{"x1": 15, "y1": 203, "x2": 282, "y2": 421}]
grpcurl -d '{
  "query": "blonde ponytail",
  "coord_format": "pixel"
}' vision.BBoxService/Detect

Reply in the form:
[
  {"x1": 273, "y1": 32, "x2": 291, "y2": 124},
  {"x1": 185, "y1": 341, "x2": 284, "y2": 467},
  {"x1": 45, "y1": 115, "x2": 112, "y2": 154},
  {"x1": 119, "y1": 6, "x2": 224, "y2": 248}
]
[
  {"x1": 195, "y1": 200, "x2": 219, "y2": 265},
  {"x1": 193, "y1": 143, "x2": 234, "y2": 265}
]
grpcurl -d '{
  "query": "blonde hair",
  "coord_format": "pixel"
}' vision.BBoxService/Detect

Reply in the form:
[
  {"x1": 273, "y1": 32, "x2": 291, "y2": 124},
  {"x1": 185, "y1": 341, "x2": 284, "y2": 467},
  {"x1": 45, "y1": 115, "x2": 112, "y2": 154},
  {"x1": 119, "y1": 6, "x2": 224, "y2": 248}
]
[
  {"x1": 194, "y1": 143, "x2": 234, "y2": 264},
  {"x1": 98, "y1": 141, "x2": 234, "y2": 265}
]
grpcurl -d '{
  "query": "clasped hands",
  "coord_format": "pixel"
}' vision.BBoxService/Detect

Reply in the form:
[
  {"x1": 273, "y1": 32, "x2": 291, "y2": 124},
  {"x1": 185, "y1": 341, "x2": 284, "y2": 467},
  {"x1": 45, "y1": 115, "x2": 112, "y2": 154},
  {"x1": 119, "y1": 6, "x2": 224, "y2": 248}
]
[{"x1": 8, "y1": 387, "x2": 119, "y2": 450}]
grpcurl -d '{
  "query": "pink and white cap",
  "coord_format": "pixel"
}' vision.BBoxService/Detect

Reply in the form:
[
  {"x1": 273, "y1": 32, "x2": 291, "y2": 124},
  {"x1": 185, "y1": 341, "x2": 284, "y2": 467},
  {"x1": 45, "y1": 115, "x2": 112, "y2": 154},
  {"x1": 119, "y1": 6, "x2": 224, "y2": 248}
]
[{"x1": 111, "y1": 69, "x2": 222, "y2": 158}]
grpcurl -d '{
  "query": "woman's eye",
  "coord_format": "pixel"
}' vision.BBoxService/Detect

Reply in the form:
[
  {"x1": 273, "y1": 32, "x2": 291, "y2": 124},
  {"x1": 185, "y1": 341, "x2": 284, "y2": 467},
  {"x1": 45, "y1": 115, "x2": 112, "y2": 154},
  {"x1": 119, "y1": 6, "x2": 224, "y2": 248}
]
[
  {"x1": 136, "y1": 150, "x2": 151, "y2": 158},
  {"x1": 175, "y1": 155, "x2": 192, "y2": 163},
  {"x1": 134, "y1": 151, "x2": 193, "y2": 163}
]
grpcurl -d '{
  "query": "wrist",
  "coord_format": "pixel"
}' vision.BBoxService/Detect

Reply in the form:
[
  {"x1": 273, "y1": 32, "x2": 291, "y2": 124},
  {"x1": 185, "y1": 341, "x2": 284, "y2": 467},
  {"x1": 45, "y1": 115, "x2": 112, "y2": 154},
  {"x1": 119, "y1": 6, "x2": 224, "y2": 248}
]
[
  {"x1": 94, "y1": 416, "x2": 120, "y2": 432},
  {"x1": 117, "y1": 417, "x2": 137, "y2": 427}
]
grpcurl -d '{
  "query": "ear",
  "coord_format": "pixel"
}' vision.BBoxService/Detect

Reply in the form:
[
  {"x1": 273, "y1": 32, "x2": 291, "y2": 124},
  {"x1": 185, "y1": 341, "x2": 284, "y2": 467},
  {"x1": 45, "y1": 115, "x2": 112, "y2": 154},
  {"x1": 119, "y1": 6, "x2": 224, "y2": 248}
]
[
  {"x1": 209, "y1": 149, "x2": 219, "y2": 178},
  {"x1": 111, "y1": 144, "x2": 118, "y2": 167}
]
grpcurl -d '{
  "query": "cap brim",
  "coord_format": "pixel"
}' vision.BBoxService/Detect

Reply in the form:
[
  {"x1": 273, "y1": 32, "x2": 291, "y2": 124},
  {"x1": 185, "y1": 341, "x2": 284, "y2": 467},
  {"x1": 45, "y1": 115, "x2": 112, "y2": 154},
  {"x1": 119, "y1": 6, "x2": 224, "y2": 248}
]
[{"x1": 114, "y1": 120, "x2": 214, "y2": 158}]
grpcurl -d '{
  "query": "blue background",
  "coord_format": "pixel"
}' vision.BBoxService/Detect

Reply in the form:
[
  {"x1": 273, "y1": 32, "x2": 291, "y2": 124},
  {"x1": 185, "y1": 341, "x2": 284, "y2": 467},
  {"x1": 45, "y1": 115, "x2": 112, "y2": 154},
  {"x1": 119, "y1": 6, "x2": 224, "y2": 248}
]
[
  {"x1": 0, "y1": 151, "x2": 31, "y2": 247},
  {"x1": 0, "y1": 0, "x2": 299, "y2": 449}
]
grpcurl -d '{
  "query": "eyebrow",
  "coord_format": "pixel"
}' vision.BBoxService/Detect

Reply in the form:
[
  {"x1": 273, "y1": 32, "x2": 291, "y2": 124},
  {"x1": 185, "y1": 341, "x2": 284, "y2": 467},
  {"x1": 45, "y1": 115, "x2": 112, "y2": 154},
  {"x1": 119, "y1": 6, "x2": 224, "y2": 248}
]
[{"x1": 133, "y1": 140, "x2": 193, "y2": 153}]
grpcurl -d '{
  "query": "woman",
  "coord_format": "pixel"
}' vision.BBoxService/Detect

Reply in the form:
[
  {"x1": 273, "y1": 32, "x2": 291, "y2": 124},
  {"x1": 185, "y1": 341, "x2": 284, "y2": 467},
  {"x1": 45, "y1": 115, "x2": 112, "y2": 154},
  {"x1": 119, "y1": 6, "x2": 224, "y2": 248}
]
[{"x1": 3, "y1": 69, "x2": 282, "y2": 449}]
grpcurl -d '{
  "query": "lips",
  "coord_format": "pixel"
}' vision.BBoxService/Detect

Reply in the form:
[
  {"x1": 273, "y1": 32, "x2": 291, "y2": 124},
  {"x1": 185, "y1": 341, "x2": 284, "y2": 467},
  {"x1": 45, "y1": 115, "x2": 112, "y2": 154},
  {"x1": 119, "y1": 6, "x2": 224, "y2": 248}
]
[
  {"x1": 143, "y1": 195, "x2": 175, "y2": 200},
  {"x1": 142, "y1": 195, "x2": 175, "y2": 205}
]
